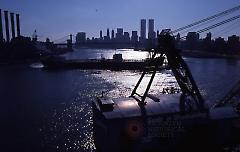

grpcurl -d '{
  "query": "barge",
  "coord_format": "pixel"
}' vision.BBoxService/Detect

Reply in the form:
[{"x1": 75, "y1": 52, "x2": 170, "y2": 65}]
[
  {"x1": 93, "y1": 94, "x2": 240, "y2": 152},
  {"x1": 93, "y1": 30, "x2": 240, "y2": 152},
  {"x1": 41, "y1": 54, "x2": 165, "y2": 70}
]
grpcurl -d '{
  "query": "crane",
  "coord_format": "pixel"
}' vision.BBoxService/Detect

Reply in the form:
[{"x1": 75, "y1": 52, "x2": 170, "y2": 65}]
[
  {"x1": 131, "y1": 4, "x2": 240, "y2": 112},
  {"x1": 93, "y1": 5, "x2": 240, "y2": 152},
  {"x1": 131, "y1": 29, "x2": 205, "y2": 113}
]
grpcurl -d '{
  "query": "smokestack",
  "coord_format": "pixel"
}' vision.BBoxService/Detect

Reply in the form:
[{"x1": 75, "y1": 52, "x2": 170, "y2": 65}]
[
  {"x1": 4, "y1": 11, "x2": 10, "y2": 42},
  {"x1": 16, "y1": 14, "x2": 20, "y2": 37},
  {"x1": 0, "y1": 9, "x2": 3, "y2": 42},
  {"x1": 10, "y1": 12, "x2": 15, "y2": 39}
]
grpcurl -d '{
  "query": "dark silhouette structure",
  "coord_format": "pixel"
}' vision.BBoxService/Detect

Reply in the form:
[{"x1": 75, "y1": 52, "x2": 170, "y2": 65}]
[
  {"x1": 16, "y1": 14, "x2": 20, "y2": 37},
  {"x1": 140, "y1": 19, "x2": 146, "y2": 41},
  {"x1": 148, "y1": 19, "x2": 156, "y2": 40},
  {"x1": 4, "y1": 11, "x2": 10, "y2": 42},
  {"x1": 10, "y1": 12, "x2": 15, "y2": 39},
  {"x1": 93, "y1": 29, "x2": 240, "y2": 152},
  {"x1": 76, "y1": 32, "x2": 86, "y2": 44},
  {"x1": 0, "y1": 9, "x2": 3, "y2": 42}
]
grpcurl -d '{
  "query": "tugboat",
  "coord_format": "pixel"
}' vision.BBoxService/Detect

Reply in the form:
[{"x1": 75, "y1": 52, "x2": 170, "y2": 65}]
[{"x1": 92, "y1": 30, "x2": 240, "y2": 152}]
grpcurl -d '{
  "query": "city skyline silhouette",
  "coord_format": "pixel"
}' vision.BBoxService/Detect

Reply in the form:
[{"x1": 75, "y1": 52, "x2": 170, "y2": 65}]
[{"x1": 1, "y1": 0, "x2": 239, "y2": 41}]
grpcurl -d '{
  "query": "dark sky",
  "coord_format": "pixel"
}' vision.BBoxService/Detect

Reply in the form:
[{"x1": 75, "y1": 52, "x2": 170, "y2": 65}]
[{"x1": 1, "y1": 0, "x2": 240, "y2": 41}]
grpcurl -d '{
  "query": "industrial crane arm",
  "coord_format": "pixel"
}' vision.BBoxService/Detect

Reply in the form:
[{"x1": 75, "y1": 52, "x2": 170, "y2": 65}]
[
  {"x1": 131, "y1": 30, "x2": 205, "y2": 111},
  {"x1": 159, "y1": 31, "x2": 205, "y2": 110}
]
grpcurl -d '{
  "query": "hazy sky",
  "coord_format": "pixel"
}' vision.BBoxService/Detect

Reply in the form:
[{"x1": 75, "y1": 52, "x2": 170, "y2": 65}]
[{"x1": 1, "y1": 0, "x2": 240, "y2": 41}]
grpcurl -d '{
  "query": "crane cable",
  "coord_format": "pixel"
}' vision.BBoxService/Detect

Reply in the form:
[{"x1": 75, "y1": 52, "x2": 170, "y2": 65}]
[{"x1": 172, "y1": 5, "x2": 240, "y2": 34}]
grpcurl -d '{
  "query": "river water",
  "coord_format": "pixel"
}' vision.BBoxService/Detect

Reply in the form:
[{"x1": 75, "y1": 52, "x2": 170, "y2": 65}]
[{"x1": 1, "y1": 49, "x2": 240, "y2": 152}]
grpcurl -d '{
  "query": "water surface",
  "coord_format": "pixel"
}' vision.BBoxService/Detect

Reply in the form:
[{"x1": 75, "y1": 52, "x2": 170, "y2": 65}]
[{"x1": 1, "y1": 48, "x2": 240, "y2": 151}]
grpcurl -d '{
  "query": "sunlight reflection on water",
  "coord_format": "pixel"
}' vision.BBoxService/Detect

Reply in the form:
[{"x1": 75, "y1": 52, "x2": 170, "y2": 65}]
[
  {"x1": 63, "y1": 49, "x2": 149, "y2": 60},
  {"x1": 37, "y1": 49, "x2": 240, "y2": 152},
  {"x1": 93, "y1": 70, "x2": 178, "y2": 98},
  {"x1": 30, "y1": 62, "x2": 44, "y2": 68},
  {"x1": 41, "y1": 97, "x2": 96, "y2": 151},
  {"x1": 39, "y1": 69, "x2": 176, "y2": 152}
]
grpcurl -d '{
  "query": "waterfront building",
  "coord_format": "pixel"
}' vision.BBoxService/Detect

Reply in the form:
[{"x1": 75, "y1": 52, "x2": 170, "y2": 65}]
[
  {"x1": 116, "y1": 28, "x2": 123, "y2": 42},
  {"x1": 123, "y1": 32, "x2": 130, "y2": 42},
  {"x1": 227, "y1": 35, "x2": 240, "y2": 53},
  {"x1": 131, "y1": 31, "x2": 138, "y2": 43},
  {"x1": 214, "y1": 37, "x2": 227, "y2": 53},
  {"x1": 186, "y1": 32, "x2": 199, "y2": 42},
  {"x1": 186, "y1": 32, "x2": 200, "y2": 50},
  {"x1": 104, "y1": 36, "x2": 108, "y2": 41},
  {"x1": 228, "y1": 35, "x2": 239, "y2": 45},
  {"x1": 206, "y1": 32, "x2": 212, "y2": 42},
  {"x1": 76, "y1": 32, "x2": 86, "y2": 44},
  {"x1": 201, "y1": 32, "x2": 212, "y2": 51}
]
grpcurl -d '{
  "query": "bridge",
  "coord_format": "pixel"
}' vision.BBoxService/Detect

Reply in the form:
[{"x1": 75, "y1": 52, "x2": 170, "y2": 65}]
[{"x1": 52, "y1": 34, "x2": 76, "y2": 50}]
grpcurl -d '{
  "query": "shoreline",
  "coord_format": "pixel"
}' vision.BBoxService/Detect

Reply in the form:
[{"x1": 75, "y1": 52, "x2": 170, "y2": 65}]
[
  {"x1": 181, "y1": 50, "x2": 240, "y2": 59},
  {"x1": 1, "y1": 49, "x2": 240, "y2": 66}
]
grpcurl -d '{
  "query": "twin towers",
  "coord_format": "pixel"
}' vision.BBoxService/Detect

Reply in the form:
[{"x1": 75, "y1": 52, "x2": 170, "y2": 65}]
[
  {"x1": 140, "y1": 19, "x2": 156, "y2": 41},
  {"x1": 0, "y1": 9, "x2": 21, "y2": 43}
]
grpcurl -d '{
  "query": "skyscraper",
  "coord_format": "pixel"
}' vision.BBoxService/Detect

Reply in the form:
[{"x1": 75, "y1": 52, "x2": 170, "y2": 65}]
[
  {"x1": 148, "y1": 19, "x2": 155, "y2": 39},
  {"x1": 123, "y1": 32, "x2": 130, "y2": 42},
  {"x1": 140, "y1": 19, "x2": 146, "y2": 41},
  {"x1": 111, "y1": 29, "x2": 114, "y2": 40},
  {"x1": 107, "y1": 28, "x2": 110, "y2": 39},
  {"x1": 100, "y1": 30, "x2": 103, "y2": 40},
  {"x1": 116, "y1": 28, "x2": 123, "y2": 42},
  {"x1": 131, "y1": 31, "x2": 138, "y2": 43},
  {"x1": 206, "y1": 32, "x2": 212, "y2": 41}
]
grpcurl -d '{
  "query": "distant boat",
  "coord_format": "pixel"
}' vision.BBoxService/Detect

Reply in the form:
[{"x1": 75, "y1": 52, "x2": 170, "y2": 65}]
[{"x1": 41, "y1": 53, "x2": 168, "y2": 71}]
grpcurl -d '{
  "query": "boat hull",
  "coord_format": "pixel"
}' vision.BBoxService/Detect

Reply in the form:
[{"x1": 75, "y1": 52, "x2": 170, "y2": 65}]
[
  {"x1": 92, "y1": 95, "x2": 240, "y2": 151},
  {"x1": 42, "y1": 59, "x2": 149, "y2": 70}
]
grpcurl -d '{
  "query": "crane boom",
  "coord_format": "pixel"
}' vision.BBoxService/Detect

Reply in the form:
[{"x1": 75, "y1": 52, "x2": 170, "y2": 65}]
[{"x1": 131, "y1": 29, "x2": 205, "y2": 111}]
